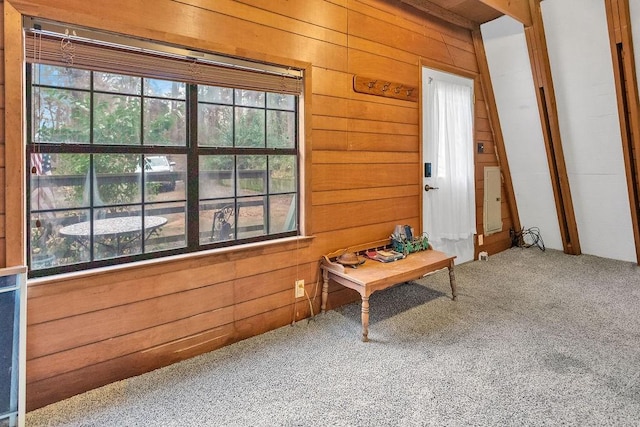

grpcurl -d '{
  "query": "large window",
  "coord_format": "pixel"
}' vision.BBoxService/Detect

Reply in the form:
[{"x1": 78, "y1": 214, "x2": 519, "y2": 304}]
[{"x1": 25, "y1": 25, "x2": 302, "y2": 277}]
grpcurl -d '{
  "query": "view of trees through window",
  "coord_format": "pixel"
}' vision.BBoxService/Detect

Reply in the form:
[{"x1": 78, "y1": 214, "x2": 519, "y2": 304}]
[{"x1": 28, "y1": 62, "x2": 299, "y2": 277}]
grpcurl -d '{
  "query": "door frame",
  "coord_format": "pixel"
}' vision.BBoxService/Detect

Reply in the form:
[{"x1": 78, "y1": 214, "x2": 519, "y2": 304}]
[{"x1": 418, "y1": 59, "x2": 479, "y2": 258}]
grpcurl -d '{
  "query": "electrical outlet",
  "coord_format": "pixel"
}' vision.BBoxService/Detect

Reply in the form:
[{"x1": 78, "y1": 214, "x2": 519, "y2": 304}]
[
  {"x1": 295, "y1": 279, "x2": 305, "y2": 298},
  {"x1": 478, "y1": 234, "x2": 484, "y2": 246}
]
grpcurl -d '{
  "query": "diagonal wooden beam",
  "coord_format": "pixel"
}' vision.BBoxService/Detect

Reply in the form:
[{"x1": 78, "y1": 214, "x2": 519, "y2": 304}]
[
  {"x1": 398, "y1": 0, "x2": 479, "y2": 30},
  {"x1": 478, "y1": 0, "x2": 532, "y2": 26},
  {"x1": 523, "y1": 0, "x2": 581, "y2": 255},
  {"x1": 604, "y1": 0, "x2": 640, "y2": 264},
  {"x1": 472, "y1": 29, "x2": 522, "y2": 235}
]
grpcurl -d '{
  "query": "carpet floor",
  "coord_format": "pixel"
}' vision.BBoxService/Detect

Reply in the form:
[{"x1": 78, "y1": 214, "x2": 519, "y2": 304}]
[{"x1": 26, "y1": 247, "x2": 640, "y2": 426}]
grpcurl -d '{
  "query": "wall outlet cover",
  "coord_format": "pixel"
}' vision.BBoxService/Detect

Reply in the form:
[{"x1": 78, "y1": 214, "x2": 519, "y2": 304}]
[{"x1": 295, "y1": 279, "x2": 305, "y2": 298}]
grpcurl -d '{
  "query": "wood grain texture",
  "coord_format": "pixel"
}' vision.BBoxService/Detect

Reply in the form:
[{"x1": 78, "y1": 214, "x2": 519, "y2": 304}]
[
  {"x1": 4, "y1": 1, "x2": 22, "y2": 268},
  {"x1": 524, "y1": 0, "x2": 581, "y2": 255},
  {"x1": 478, "y1": 0, "x2": 531, "y2": 26},
  {"x1": 604, "y1": 0, "x2": 640, "y2": 264},
  {"x1": 3, "y1": 0, "x2": 515, "y2": 409}
]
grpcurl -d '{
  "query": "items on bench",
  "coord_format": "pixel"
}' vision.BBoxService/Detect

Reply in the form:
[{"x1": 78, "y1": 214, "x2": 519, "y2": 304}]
[
  {"x1": 321, "y1": 239, "x2": 457, "y2": 342},
  {"x1": 391, "y1": 224, "x2": 430, "y2": 254}
]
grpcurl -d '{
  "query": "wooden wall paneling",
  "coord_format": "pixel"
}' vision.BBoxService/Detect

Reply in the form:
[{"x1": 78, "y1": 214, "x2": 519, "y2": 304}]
[
  {"x1": 481, "y1": 230, "x2": 513, "y2": 254},
  {"x1": 313, "y1": 196, "x2": 419, "y2": 232},
  {"x1": 313, "y1": 130, "x2": 349, "y2": 151},
  {"x1": 25, "y1": 244, "x2": 248, "y2": 299},
  {"x1": 475, "y1": 130, "x2": 494, "y2": 143},
  {"x1": 348, "y1": 35, "x2": 425, "y2": 67},
  {"x1": 313, "y1": 94, "x2": 349, "y2": 119},
  {"x1": 389, "y1": 0, "x2": 478, "y2": 30},
  {"x1": 13, "y1": 0, "x2": 345, "y2": 72},
  {"x1": 313, "y1": 184, "x2": 420, "y2": 206},
  {"x1": 28, "y1": 297, "x2": 316, "y2": 412},
  {"x1": 0, "y1": 2, "x2": 4, "y2": 48},
  {"x1": 223, "y1": 0, "x2": 352, "y2": 50},
  {"x1": 347, "y1": 98, "x2": 418, "y2": 124},
  {"x1": 26, "y1": 322, "x2": 237, "y2": 411},
  {"x1": 26, "y1": 257, "x2": 239, "y2": 323},
  {"x1": 475, "y1": 117, "x2": 492, "y2": 136},
  {"x1": 0, "y1": 170, "x2": 4, "y2": 219},
  {"x1": 4, "y1": 1, "x2": 23, "y2": 267},
  {"x1": 604, "y1": 0, "x2": 640, "y2": 264},
  {"x1": 232, "y1": 245, "x2": 313, "y2": 277},
  {"x1": 477, "y1": 0, "x2": 532, "y2": 26},
  {"x1": 314, "y1": 150, "x2": 420, "y2": 164},
  {"x1": 348, "y1": 132, "x2": 418, "y2": 152},
  {"x1": 312, "y1": 68, "x2": 352, "y2": 97},
  {"x1": 523, "y1": 0, "x2": 581, "y2": 255},
  {"x1": 313, "y1": 115, "x2": 349, "y2": 132},
  {"x1": 441, "y1": 33, "x2": 475, "y2": 56},
  {"x1": 353, "y1": 0, "x2": 476, "y2": 40},
  {"x1": 312, "y1": 221, "x2": 422, "y2": 256},
  {"x1": 27, "y1": 280, "x2": 235, "y2": 359},
  {"x1": 235, "y1": 288, "x2": 295, "y2": 321},
  {"x1": 27, "y1": 306, "x2": 235, "y2": 383},
  {"x1": 230, "y1": 0, "x2": 349, "y2": 32},
  {"x1": 347, "y1": 49, "x2": 419, "y2": 87},
  {"x1": 347, "y1": 9, "x2": 453, "y2": 67},
  {"x1": 348, "y1": 118, "x2": 418, "y2": 135},
  {"x1": 448, "y1": 44, "x2": 480, "y2": 73},
  {"x1": 423, "y1": 10, "x2": 477, "y2": 45},
  {"x1": 233, "y1": 265, "x2": 308, "y2": 304},
  {"x1": 2, "y1": 0, "x2": 518, "y2": 409},
  {"x1": 312, "y1": 163, "x2": 419, "y2": 191},
  {"x1": 234, "y1": 302, "x2": 314, "y2": 341}
]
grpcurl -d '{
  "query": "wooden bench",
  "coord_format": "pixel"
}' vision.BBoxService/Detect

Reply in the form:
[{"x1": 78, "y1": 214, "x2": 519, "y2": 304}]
[{"x1": 320, "y1": 240, "x2": 457, "y2": 342}]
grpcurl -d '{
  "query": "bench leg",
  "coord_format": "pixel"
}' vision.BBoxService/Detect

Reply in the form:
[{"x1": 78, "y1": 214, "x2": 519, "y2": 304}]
[
  {"x1": 321, "y1": 270, "x2": 329, "y2": 314},
  {"x1": 448, "y1": 263, "x2": 457, "y2": 300},
  {"x1": 361, "y1": 296, "x2": 370, "y2": 342}
]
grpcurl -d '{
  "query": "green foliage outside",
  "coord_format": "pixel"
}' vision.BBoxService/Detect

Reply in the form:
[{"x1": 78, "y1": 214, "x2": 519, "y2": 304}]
[{"x1": 30, "y1": 65, "x2": 297, "y2": 268}]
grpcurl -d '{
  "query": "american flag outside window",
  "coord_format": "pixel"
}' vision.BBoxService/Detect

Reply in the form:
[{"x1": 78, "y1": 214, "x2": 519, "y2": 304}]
[
  {"x1": 31, "y1": 153, "x2": 56, "y2": 213},
  {"x1": 32, "y1": 152, "x2": 52, "y2": 175}
]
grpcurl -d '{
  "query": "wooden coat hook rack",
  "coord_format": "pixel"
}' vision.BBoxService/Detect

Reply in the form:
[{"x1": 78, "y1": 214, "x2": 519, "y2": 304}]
[{"x1": 353, "y1": 75, "x2": 418, "y2": 102}]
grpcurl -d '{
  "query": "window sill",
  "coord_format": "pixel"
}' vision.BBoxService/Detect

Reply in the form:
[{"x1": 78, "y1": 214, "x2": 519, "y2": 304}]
[{"x1": 28, "y1": 235, "x2": 315, "y2": 288}]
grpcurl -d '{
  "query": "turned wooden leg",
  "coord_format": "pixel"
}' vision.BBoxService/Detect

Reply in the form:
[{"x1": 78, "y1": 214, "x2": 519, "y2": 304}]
[
  {"x1": 321, "y1": 270, "x2": 329, "y2": 314},
  {"x1": 448, "y1": 262, "x2": 457, "y2": 300},
  {"x1": 361, "y1": 296, "x2": 370, "y2": 342}
]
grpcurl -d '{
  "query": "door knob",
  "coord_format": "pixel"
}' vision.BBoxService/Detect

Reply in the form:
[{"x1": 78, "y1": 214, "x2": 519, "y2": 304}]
[{"x1": 424, "y1": 184, "x2": 439, "y2": 192}]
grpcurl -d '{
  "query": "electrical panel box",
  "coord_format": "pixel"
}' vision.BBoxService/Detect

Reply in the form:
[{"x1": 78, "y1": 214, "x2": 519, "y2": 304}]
[{"x1": 484, "y1": 166, "x2": 503, "y2": 235}]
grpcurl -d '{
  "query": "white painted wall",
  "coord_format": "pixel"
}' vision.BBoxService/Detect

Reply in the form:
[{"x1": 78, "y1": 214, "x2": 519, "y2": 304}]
[
  {"x1": 542, "y1": 0, "x2": 635, "y2": 262},
  {"x1": 481, "y1": 2, "x2": 638, "y2": 262},
  {"x1": 481, "y1": 16, "x2": 563, "y2": 250}
]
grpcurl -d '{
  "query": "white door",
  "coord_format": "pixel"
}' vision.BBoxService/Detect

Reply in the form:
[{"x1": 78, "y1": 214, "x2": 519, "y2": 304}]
[{"x1": 422, "y1": 67, "x2": 476, "y2": 264}]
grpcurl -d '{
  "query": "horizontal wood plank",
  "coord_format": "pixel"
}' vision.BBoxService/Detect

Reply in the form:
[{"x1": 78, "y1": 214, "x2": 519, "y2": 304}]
[
  {"x1": 314, "y1": 184, "x2": 420, "y2": 206},
  {"x1": 7, "y1": 0, "x2": 516, "y2": 410},
  {"x1": 312, "y1": 163, "x2": 420, "y2": 191},
  {"x1": 313, "y1": 196, "x2": 418, "y2": 232}
]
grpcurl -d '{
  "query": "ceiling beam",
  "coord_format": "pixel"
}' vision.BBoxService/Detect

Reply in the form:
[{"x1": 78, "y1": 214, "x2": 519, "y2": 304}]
[
  {"x1": 398, "y1": 0, "x2": 479, "y2": 30},
  {"x1": 478, "y1": 0, "x2": 532, "y2": 26}
]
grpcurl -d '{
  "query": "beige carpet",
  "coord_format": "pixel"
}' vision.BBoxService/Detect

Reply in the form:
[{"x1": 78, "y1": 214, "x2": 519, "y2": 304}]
[{"x1": 26, "y1": 248, "x2": 640, "y2": 426}]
